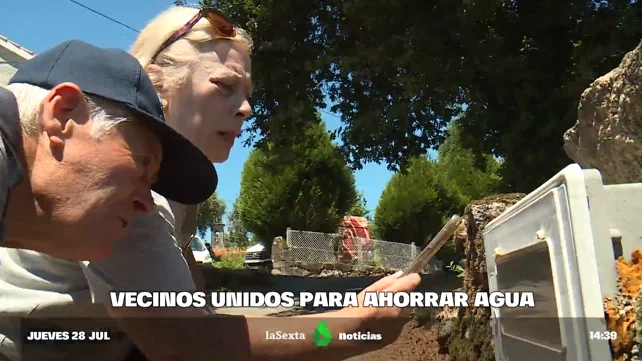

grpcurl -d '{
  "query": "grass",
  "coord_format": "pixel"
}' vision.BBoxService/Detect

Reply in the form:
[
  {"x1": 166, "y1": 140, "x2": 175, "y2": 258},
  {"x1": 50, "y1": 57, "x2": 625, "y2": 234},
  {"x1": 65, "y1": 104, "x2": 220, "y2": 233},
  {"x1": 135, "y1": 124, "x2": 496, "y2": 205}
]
[
  {"x1": 446, "y1": 261, "x2": 465, "y2": 278},
  {"x1": 210, "y1": 247, "x2": 247, "y2": 270},
  {"x1": 211, "y1": 247, "x2": 247, "y2": 259},
  {"x1": 412, "y1": 307, "x2": 441, "y2": 326},
  {"x1": 211, "y1": 251, "x2": 246, "y2": 269}
]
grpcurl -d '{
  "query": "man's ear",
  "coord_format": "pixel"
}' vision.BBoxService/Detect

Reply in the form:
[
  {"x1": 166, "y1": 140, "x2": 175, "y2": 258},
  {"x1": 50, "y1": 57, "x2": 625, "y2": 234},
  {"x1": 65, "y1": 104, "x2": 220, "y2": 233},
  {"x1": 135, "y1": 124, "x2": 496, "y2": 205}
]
[{"x1": 40, "y1": 82, "x2": 88, "y2": 148}]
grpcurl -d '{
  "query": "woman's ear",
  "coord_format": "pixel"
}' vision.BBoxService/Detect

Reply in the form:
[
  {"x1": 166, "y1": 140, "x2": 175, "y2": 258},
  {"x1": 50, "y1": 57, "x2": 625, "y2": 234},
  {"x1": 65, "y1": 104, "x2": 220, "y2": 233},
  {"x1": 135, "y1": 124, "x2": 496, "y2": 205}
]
[
  {"x1": 145, "y1": 64, "x2": 168, "y2": 109},
  {"x1": 145, "y1": 64, "x2": 165, "y2": 94}
]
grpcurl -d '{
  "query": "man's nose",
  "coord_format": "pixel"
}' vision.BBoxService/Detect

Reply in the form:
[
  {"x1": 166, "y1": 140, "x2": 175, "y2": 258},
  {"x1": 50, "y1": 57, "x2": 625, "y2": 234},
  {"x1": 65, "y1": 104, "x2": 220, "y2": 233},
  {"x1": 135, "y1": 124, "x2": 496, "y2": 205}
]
[{"x1": 132, "y1": 188, "x2": 155, "y2": 216}]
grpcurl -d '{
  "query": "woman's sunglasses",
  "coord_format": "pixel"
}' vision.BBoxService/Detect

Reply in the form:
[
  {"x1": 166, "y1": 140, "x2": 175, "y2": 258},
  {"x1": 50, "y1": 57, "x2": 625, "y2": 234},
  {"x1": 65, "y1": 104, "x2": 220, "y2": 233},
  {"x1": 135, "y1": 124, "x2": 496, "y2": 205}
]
[{"x1": 150, "y1": 7, "x2": 237, "y2": 64}]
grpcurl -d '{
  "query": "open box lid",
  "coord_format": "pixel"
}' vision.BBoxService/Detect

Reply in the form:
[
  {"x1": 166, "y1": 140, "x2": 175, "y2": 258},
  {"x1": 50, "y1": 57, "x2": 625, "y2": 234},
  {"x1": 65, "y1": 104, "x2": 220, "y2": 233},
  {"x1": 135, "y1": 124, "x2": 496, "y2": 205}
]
[{"x1": 481, "y1": 164, "x2": 616, "y2": 361}]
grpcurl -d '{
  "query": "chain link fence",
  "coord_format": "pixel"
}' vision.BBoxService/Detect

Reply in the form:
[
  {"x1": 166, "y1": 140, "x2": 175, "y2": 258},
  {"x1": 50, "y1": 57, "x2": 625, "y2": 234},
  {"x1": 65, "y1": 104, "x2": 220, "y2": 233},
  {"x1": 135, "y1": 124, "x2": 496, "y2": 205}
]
[{"x1": 284, "y1": 229, "x2": 442, "y2": 273}]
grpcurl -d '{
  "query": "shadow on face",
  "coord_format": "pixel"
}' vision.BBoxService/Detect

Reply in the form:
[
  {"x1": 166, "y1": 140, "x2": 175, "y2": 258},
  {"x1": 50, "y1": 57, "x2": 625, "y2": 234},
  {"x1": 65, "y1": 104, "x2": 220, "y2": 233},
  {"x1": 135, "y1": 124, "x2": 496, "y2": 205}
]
[{"x1": 30, "y1": 83, "x2": 163, "y2": 261}]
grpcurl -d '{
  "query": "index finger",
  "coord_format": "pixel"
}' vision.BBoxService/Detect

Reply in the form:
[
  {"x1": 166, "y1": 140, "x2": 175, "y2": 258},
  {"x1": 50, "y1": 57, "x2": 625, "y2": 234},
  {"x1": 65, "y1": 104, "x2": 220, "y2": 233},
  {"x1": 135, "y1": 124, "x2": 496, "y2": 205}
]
[
  {"x1": 383, "y1": 273, "x2": 421, "y2": 293},
  {"x1": 362, "y1": 270, "x2": 404, "y2": 292}
]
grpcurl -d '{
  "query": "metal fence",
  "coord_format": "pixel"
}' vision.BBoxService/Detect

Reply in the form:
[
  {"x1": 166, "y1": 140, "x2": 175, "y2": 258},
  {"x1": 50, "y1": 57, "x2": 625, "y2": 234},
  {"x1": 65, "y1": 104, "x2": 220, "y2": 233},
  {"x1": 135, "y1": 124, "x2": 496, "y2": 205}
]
[{"x1": 284, "y1": 229, "x2": 442, "y2": 273}]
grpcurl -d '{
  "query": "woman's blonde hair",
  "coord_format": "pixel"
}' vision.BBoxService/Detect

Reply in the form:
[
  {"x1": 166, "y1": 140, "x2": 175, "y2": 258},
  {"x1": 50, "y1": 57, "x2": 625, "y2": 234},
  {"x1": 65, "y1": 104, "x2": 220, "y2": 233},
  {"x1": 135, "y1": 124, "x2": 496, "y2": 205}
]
[{"x1": 131, "y1": 6, "x2": 253, "y2": 90}]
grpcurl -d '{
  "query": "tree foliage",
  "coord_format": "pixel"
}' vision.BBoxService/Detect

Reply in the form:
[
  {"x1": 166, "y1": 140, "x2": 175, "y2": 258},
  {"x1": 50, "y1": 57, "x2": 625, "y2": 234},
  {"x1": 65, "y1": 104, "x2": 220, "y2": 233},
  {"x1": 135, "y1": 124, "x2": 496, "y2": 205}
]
[
  {"x1": 196, "y1": 192, "x2": 226, "y2": 236},
  {"x1": 212, "y1": 0, "x2": 642, "y2": 192},
  {"x1": 372, "y1": 157, "x2": 459, "y2": 246},
  {"x1": 349, "y1": 191, "x2": 372, "y2": 223},
  {"x1": 435, "y1": 123, "x2": 503, "y2": 206},
  {"x1": 225, "y1": 198, "x2": 251, "y2": 247},
  {"x1": 372, "y1": 124, "x2": 501, "y2": 261},
  {"x1": 237, "y1": 120, "x2": 358, "y2": 245}
]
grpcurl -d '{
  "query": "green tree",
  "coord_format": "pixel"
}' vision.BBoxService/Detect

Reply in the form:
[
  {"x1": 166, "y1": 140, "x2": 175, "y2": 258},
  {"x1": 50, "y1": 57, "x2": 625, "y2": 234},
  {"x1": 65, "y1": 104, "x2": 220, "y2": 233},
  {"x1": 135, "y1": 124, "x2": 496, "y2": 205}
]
[
  {"x1": 214, "y1": 0, "x2": 642, "y2": 193},
  {"x1": 435, "y1": 122, "x2": 502, "y2": 207},
  {"x1": 372, "y1": 157, "x2": 458, "y2": 247},
  {"x1": 349, "y1": 191, "x2": 372, "y2": 222},
  {"x1": 237, "y1": 120, "x2": 358, "y2": 249},
  {"x1": 196, "y1": 192, "x2": 226, "y2": 236},
  {"x1": 372, "y1": 123, "x2": 501, "y2": 261},
  {"x1": 225, "y1": 199, "x2": 251, "y2": 248}
]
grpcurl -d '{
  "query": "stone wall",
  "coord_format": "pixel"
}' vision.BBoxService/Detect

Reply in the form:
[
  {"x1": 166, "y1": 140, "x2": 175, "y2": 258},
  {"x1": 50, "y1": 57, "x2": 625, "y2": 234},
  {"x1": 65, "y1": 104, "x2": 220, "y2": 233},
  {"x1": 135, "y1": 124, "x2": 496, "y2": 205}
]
[
  {"x1": 442, "y1": 194, "x2": 525, "y2": 361},
  {"x1": 200, "y1": 264, "x2": 272, "y2": 290},
  {"x1": 563, "y1": 38, "x2": 642, "y2": 361},
  {"x1": 564, "y1": 38, "x2": 642, "y2": 184},
  {"x1": 271, "y1": 235, "x2": 404, "y2": 278}
]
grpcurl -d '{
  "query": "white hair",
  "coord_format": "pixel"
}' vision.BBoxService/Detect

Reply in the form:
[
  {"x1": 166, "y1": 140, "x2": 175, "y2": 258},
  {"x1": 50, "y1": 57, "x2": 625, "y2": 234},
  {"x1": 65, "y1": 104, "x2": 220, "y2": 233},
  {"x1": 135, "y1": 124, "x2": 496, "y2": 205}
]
[
  {"x1": 131, "y1": 6, "x2": 253, "y2": 91},
  {"x1": 6, "y1": 83, "x2": 130, "y2": 139}
]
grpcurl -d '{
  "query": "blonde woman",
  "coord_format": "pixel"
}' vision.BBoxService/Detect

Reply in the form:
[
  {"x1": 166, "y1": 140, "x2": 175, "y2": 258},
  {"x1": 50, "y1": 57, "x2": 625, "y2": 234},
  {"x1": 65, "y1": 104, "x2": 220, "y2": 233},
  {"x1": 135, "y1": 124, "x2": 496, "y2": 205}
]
[
  {"x1": 0, "y1": 5, "x2": 421, "y2": 361},
  {"x1": 129, "y1": 6, "x2": 254, "y2": 293}
]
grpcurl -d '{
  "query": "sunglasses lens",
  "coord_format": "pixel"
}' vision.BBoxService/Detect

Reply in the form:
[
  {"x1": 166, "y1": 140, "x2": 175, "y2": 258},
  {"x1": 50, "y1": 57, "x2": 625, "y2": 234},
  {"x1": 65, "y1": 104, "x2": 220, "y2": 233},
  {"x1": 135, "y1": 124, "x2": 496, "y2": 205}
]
[{"x1": 206, "y1": 12, "x2": 236, "y2": 37}]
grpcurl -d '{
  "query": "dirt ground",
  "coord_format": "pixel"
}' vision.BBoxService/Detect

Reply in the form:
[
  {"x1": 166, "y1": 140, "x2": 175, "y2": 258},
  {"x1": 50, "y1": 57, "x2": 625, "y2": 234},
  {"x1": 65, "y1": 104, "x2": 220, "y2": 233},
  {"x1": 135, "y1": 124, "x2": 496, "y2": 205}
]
[
  {"x1": 271, "y1": 307, "x2": 450, "y2": 361},
  {"x1": 205, "y1": 249, "x2": 461, "y2": 360}
]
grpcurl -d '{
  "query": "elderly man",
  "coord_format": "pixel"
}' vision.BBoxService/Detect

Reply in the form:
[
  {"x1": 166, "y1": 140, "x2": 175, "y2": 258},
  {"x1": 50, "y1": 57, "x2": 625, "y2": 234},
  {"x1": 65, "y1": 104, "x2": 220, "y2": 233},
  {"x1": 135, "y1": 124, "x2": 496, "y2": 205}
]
[{"x1": 0, "y1": 40, "x2": 217, "y2": 261}]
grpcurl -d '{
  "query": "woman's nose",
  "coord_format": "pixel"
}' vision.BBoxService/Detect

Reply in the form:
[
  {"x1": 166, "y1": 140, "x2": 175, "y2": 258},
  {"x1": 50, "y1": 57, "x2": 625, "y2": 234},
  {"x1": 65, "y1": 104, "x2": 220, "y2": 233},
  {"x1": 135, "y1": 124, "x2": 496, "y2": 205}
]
[{"x1": 236, "y1": 98, "x2": 252, "y2": 119}]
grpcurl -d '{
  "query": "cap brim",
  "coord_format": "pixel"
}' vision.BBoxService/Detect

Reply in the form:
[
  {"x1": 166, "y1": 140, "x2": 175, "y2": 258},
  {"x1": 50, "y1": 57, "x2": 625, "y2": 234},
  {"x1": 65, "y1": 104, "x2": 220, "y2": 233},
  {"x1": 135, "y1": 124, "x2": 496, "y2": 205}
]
[{"x1": 139, "y1": 116, "x2": 217, "y2": 205}]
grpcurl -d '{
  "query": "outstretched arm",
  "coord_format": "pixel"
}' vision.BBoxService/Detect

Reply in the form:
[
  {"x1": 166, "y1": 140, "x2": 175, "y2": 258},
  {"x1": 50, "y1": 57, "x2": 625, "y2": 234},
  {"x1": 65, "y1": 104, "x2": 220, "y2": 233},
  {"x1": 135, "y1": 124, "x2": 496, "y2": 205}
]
[{"x1": 107, "y1": 272, "x2": 420, "y2": 361}]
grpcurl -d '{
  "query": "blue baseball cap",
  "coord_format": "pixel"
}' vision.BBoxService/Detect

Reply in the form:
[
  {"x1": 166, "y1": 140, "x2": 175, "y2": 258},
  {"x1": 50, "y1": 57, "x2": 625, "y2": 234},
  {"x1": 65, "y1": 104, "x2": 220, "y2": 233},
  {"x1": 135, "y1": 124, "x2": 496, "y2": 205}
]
[{"x1": 9, "y1": 40, "x2": 217, "y2": 205}]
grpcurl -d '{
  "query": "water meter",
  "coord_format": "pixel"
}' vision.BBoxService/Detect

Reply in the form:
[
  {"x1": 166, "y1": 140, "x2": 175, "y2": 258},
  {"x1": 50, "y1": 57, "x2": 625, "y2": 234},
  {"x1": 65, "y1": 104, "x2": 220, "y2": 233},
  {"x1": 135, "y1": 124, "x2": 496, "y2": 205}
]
[{"x1": 482, "y1": 163, "x2": 642, "y2": 361}]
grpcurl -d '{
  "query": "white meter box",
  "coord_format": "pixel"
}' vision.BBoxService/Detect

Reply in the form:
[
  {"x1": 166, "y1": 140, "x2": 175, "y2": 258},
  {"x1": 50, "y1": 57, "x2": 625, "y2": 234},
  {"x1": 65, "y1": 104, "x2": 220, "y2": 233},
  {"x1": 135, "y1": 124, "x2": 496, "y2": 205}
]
[{"x1": 481, "y1": 163, "x2": 642, "y2": 361}]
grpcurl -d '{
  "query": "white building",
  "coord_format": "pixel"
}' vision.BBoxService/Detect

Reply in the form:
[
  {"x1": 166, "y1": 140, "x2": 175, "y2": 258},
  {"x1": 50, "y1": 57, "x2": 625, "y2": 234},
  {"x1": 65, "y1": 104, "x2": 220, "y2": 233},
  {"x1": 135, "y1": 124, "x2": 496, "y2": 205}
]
[{"x1": 0, "y1": 34, "x2": 35, "y2": 88}]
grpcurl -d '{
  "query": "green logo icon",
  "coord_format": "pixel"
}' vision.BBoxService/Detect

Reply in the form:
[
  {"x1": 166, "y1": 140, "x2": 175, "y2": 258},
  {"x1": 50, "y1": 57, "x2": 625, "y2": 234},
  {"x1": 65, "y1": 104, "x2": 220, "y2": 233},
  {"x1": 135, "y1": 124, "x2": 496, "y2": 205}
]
[{"x1": 313, "y1": 321, "x2": 332, "y2": 347}]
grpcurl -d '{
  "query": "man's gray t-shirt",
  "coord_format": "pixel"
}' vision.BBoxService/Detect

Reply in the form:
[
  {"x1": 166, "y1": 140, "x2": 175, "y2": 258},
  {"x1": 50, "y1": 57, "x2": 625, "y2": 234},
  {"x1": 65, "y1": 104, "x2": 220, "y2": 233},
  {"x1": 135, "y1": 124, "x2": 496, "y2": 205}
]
[
  {"x1": 0, "y1": 193, "x2": 198, "y2": 361},
  {"x1": 0, "y1": 130, "x2": 9, "y2": 241},
  {"x1": 0, "y1": 86, "x2": 23, "y2": 243}
]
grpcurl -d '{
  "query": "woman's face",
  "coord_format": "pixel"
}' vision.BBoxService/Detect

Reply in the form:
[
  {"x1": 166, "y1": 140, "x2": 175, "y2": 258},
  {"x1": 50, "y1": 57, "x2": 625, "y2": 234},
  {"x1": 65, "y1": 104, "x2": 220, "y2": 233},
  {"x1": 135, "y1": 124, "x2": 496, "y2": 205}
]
[{"x1": 165, "y1": 40, "x2": 252, "y2": 163}]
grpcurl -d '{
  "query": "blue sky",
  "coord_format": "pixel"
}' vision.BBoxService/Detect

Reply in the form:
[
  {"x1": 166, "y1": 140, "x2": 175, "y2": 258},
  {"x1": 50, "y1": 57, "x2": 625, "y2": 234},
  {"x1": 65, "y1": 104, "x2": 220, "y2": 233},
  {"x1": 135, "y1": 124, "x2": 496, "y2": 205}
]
[{"x1": 1, "y1": 0, "x2": 437, "y2": 242}]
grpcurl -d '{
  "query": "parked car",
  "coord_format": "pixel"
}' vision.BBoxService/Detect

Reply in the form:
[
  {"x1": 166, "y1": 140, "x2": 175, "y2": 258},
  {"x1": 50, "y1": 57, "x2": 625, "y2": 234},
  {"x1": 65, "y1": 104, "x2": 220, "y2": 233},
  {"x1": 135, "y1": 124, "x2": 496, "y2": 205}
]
[
  {"x1": 244, "y1": 243, "x2": 272, "y2": 270},
  {"x1": 190, "y1": 236, "x2": 212, "y2": 264}
]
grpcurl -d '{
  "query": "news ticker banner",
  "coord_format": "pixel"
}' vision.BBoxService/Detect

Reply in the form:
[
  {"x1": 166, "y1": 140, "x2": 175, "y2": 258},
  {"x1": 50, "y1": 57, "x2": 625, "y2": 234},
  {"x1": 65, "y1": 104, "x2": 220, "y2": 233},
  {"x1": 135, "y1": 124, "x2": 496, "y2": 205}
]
[
  {"x1": 17, "y1": 290, "x2": 535, "y2": 348},
  {"x1": 18, "y1": 316, "x2": 616, "y2": 347},
  {"x1": 15, "y1": 315, "x2": 618, "y2": 361},
  {"x1": 16, "y1": 291, "x2": 533, "y2": 351},
  {"x1": 21, "y1": 319, "x2": 381, "y2": 345},
  {"x1": 13, "y1": 292, "x2": 584, "y2": 345},
  {"x1": 109, "y1": 290, "x2": 536, "y2": 308},
  {"x1": 17, "y1": 316, "x2": 390, "y2": 361}
]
